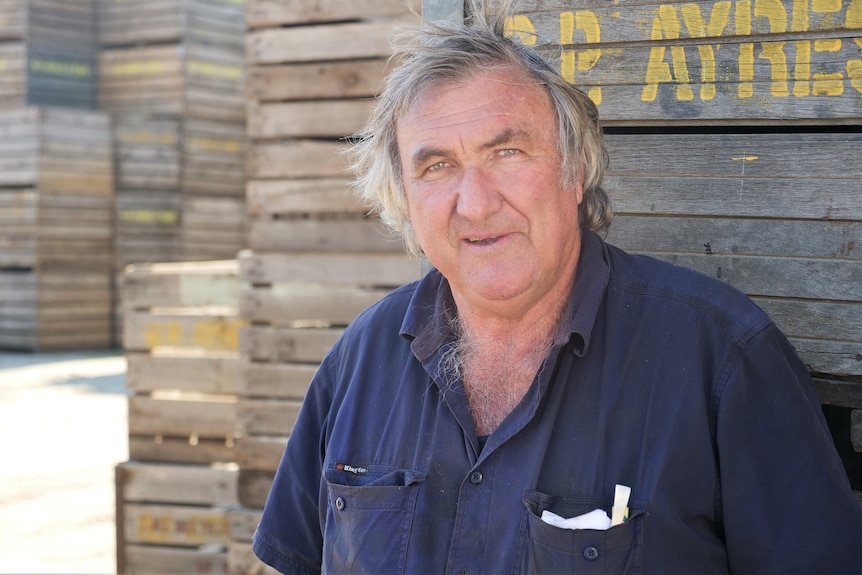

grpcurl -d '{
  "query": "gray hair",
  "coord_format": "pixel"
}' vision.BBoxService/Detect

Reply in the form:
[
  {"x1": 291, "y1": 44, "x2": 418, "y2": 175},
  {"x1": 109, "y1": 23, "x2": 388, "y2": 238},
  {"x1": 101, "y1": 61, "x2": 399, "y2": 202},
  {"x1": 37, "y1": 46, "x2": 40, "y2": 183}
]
[{"x1": 347, "y1": 0, "x2": 612, "y2": 256}]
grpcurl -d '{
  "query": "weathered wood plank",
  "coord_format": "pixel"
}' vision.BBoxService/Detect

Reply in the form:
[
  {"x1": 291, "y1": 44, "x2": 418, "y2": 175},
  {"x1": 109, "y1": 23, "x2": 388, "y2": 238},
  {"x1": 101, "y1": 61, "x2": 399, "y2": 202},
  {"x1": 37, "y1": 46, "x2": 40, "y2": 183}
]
[
  {"x1": 239, "y1": 361, "x2": 317, "y2": 399},
  {"x1": 122, "y1": 260, "x2": 240, "y2": 310},
  {"x1": 118, "y1": 461, "x2": 240, "y2": 506},
  {"x1": 122, "y1": 310, "x2": 247, "y2": 352},
  {"x1": 240, "y1": 326, "x2": 342, "y2": 363},
  {"x1": 249, "y1": 219, "x2": 403, "y2": 252},
  {"x1": 128, "y1": 395, "x2": 237, "y2": 437},
  {"x1": 851, "y1": 410, "x2": 862, "y2": 452},
  {"x1": 128, "y1": 434, "x2": 235, "y2": 465},
  {"x1": 246, "y1": 0, "x2": 419, "y2": 28},
  {"x1": 248, "y1": 100, "x2": 376, "y2": 139},
  {"x1": 234, "y1": 435, "x2": 287, "y2": 472},
  {"x1": 241, "y1": 283, "x2": 392, "y2": 325},
  {"x1": 247, "y1": 141, "x2": 347, "y2": 179},
  {"x1": 123, "y1": 544, "x2": 228, "y2": 575},
  {"x1": 815, "y1": 377, "x2": 862, "y2": 409},
  {"x1": 239, "y1": 251, "x2": 421, "y2": 286},
  {"x1": 123, "y1": 503, "x2": 230, "y2": 546},
  {"x1": 125, "y1": 352, "x2": 242, "y2": 394},
  {"x1": 246, "y1": 18, "x2": 415, "y2": 65},
  {"x1": 792, "y1": 338, "x2": 862, "y2": 378},
  {"x1": 238, "y1": 469, "x2": 275, "y2": 509},
  {"x1": 246, "y1": 178, "x2": 364, "y2": 216},
  {"x1": 607, "y1": 216, "x2": 860, "y2": 260},
  {"x1": 238, "y1": 398, "x2": 303, "y2": 436},
  {"x1": 247, "y1": 58, "x2": 390, "y2": 101}
]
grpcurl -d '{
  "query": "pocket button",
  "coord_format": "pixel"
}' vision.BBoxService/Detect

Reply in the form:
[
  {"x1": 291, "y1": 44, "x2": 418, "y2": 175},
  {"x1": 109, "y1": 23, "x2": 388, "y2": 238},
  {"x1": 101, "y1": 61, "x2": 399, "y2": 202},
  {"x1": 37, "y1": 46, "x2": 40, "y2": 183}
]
[
  {"x1": 583, "y1": 546, "x2": 599, "y2": 561},
  {"x1": 335, "y1": 497, "x2": 346, "y2": 511}
]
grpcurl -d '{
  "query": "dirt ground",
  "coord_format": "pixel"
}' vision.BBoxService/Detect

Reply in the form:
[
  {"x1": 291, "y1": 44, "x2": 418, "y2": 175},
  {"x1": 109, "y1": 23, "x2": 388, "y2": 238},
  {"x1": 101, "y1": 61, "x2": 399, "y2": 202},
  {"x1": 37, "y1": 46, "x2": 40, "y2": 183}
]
[{"x1": 0, "y1": 351, "x2": 128, "y2": 574}]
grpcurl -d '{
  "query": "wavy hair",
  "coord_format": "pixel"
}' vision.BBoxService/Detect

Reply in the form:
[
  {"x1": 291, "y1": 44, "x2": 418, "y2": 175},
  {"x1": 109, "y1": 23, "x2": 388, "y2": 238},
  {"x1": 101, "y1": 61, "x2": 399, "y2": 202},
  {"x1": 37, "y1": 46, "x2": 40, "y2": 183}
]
[{"x1": 347, "y1": 0, "x2": 612, "y2": 256}]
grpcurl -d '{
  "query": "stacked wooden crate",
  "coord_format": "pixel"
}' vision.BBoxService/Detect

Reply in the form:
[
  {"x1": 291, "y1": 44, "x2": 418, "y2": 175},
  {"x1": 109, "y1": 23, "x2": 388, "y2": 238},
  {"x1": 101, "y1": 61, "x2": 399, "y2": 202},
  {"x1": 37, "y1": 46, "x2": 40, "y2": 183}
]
[
  {"x1": 0, "y1": 0, "x2": 98, "y2": 109},
  {"x1": 231, "y1": 0, "x2": 422, "y2": 568},
  {"x1": 98, "y1": 0, "x2": 247, "y2": 273},
  {"x1": 0, "y1": 105, "x2": 113, "y2": 350},
  {"x1": 505, "y1": 0, "x2": 861, "y2": 491},
  {"x1": 119, "y1": 259, "x2": 247, "y2": 574}
]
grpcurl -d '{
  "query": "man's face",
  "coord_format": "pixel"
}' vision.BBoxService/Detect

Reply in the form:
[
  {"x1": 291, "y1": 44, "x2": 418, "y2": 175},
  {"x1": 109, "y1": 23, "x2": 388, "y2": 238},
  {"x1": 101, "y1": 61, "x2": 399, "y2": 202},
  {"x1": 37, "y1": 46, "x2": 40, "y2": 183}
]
[{"x1": 396, "y1": 66, "x2": 584, "y2": 319}]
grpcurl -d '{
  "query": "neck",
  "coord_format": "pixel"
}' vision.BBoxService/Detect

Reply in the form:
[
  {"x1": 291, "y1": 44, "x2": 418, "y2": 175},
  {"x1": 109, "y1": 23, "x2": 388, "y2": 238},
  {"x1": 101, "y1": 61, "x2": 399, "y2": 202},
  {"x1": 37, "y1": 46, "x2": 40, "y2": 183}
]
[{"x1": 446, "y1": 299, "x2": 569, "y2": 436}]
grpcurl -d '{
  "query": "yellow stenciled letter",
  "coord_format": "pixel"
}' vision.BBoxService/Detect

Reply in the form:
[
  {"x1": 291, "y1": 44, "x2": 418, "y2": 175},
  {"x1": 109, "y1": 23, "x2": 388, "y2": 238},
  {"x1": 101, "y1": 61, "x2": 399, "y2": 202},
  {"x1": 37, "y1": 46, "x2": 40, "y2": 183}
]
[
  {"x1": 561, "y1": 11, "x2": 603, "y2": 104},
  {"x1": 754, "y1": 0, "x2": 789, "y2": 96},
  {"x1": 680, "y1": 1, "x2": 731, "y2": 100},
  {"x1": 845, "y1": 0, "x2": 862, "y2": 93},
  {"x1": 642, "y1": 5, "x2": 694, "y2": 102}
]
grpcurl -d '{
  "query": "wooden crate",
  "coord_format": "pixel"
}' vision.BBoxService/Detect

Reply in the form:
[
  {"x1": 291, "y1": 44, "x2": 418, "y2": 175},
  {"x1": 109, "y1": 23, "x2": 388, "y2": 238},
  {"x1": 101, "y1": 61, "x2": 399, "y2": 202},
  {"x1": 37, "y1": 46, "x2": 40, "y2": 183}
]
[
  {"x1": 99, "y1": 42, "x2": 245, "y2": 122},
  {"x1": 0, "y1": 106, "x2": 114, "y2": 350},
  {"x1": 122, "y1": 259, "x2": 245, "y2": 464},
  {"x1": 0, "y1": 268, "x2": 112, "y2": 350},
  {"x1": 0, "y1": 0, "x2": 97, "y2": 109},
  {"x1": 115, "y1": 461, "x2": 239, "y2": 575},
  {"x1": 99, "y1": 0, "x2": 246, "y2": 49}
]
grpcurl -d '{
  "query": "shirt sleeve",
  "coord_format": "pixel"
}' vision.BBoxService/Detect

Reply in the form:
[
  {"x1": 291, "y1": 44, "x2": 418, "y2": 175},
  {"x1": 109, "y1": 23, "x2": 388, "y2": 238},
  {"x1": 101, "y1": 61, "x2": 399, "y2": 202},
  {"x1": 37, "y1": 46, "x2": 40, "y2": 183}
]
[
  {"x1": 716, "y1": 323, "x2": 862, "y2": 574},
  {"x1": 252, "y1": 351, "x2": 338, "y2": 574}
]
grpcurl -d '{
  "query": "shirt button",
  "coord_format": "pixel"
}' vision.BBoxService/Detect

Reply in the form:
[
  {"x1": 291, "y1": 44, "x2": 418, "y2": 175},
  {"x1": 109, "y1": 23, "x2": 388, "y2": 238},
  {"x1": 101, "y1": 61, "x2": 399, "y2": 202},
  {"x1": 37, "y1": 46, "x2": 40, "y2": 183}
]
[
  {"x1": 469, "y1": 471, "x2": 483, "y2": 485},
  {"x1": 583, "y1": 546, "x2": 599, "y2": 561},
  {"x1": 335, "y1": 497, "x2": 345, "y2": 510}
]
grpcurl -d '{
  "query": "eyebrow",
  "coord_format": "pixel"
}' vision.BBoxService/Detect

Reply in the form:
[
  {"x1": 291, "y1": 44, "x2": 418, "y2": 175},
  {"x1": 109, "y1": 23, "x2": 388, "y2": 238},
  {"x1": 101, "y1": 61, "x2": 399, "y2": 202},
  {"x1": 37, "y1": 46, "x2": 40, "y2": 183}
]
[{"x1": 408, "y1": 128, "x2": 530, "y2": 171}]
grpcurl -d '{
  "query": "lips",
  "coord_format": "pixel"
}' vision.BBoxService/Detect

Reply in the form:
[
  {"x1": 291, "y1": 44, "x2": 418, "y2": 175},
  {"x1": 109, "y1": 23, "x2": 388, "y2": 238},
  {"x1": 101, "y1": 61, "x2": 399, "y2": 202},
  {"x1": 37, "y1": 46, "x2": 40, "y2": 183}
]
[{"x1": 466, "y1": 236, "x2": 500, "y2": 245}]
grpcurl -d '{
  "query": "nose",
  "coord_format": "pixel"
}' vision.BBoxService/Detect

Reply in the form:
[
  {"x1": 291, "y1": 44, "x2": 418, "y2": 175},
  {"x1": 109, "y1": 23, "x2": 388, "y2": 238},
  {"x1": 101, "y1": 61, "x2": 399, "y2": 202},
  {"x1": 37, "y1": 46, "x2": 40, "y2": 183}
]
[{"x1": 456, "y1": 165, "x2": 503, "y2": 221}]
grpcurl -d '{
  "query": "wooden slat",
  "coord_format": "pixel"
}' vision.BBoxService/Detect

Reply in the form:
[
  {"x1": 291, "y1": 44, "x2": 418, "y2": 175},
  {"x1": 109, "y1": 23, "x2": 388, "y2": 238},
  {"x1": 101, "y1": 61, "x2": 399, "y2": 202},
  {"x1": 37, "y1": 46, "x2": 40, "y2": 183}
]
[
  {"x1": 240, "y1": 326, "x2": 342, "y2": 363},
  {"x1": 247, "y1": 58, "x2": 390, "y2": 101},
  {"x1": 128, "y1": 395, "x2": 237, "y2": 437},
  {"x1": 238, "y1": 398, "x2": 303, "y2": 436},
  {"x1": 128, "y1": 435, "x2": 235, "y2": 465},
  {"x1": 238, "y1": 360, "x2": 316, "y2": 399},
  {"x1": 118, "y1": 461, "x2": 239, "y2": 506},
  {"x1": 248, "y1": 100, "x2": 376, "y2": 139},
  {"x1": 238, "y1": 469, "x2": 275, "y2": 509},
  {"x1": 125, "y1": 352, "x2": 242, "y2": 394},
  {"x1": 234, "y1": 436, "x2": 287, "y2": 472},
  {"x1": 851, "y1": 410, "x2": 862, "y2": 452},
  {"x1": 123, "y1": 504, "x2": 231, "y2": 546},
  {"x1": 248, "y1": 219, "x2": 403, "y2": 253},
  {"x1": 246, "y1": 178, "x2": 364, "y2": 216},
  {"x1": 123, "y1": 544, "x2": 228, "y2": 575},
  {"x1": 123, "y1": 260, "x2": 240, "y2": 310},
  {"x1": 122, "y1": 310, "x2": 246, "y2": 352},
  {"x1": 239, "y1": 251, "x2": 421, "y2": 286},
  {"x1": 240, "y1": 283, "x2": 392, "y2": 325},
  {"x1": 816, "y1": 377, "x2": 862, "y2": 410},
  {"x1": 245, "y1": 0, "x2": 419, "y2": 29},
  {"x1": 247, "y1": 140, "x2": 346, "y2": 179},
  {"x1": 246, "y1": 18, "x2": 414, "y2": 65}
]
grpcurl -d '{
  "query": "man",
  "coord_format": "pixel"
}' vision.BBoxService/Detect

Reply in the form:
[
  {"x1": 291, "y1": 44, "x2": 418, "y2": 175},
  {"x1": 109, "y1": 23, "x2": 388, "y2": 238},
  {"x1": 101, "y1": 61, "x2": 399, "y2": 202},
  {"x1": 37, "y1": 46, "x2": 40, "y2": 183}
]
[{"x1": 253, "y1": 3, "x2": 862, "y2": 573}]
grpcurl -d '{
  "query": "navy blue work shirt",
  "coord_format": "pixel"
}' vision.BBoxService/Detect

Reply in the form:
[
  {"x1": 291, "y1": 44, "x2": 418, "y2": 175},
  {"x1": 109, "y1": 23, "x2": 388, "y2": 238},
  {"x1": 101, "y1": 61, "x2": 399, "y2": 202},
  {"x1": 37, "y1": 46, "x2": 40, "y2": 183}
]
[{"x1": 253, "y1": 231, "x2": 862, "y2": 574}]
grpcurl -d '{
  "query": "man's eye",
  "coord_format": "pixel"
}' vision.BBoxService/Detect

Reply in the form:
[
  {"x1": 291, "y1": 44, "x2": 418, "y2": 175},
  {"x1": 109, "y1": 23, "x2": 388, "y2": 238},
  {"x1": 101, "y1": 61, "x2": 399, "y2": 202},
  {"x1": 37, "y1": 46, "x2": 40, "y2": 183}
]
[
  {"x1": 499, "y1": 149, "x2": 519, "y2": 157},
  {"x1": 427, "y1": 161, "x2": 447, "y2": 171}
]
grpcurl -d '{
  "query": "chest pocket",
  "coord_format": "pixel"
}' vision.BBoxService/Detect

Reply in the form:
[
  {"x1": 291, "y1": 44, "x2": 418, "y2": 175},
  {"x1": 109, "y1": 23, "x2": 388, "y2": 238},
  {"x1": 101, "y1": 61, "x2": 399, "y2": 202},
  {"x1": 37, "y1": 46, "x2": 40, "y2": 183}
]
[
  {"x1": 323, "y1": 464, "x2": 426, "y2": 575},
  {"x1": 520, "y1": 490, "x2": 646, "y2": 574}
]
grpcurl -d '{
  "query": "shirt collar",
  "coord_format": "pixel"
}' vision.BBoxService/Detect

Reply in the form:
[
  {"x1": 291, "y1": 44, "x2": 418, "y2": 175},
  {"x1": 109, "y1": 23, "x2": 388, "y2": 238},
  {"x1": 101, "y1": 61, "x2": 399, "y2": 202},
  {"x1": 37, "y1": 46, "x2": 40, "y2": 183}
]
[{"x1": 400, "y1": 230, "x2": 611, "y2": 361}]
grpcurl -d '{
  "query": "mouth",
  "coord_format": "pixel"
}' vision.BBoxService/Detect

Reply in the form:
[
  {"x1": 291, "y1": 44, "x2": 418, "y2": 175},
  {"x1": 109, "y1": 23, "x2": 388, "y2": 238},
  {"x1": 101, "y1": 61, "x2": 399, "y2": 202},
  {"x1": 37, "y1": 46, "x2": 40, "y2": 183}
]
[{"x1": 464, "y1": 235, "x2": 504, "y2": 246}]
